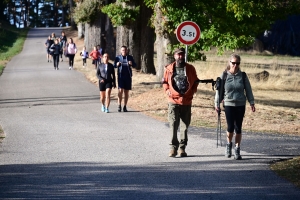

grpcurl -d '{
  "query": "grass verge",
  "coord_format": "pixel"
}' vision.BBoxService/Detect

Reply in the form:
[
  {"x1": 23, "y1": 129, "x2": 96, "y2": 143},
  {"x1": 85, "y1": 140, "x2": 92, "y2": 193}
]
[
  {"x1": 0, "y1": 21, "x2": 28, "y2": 75},
  {"x1": 270, "y1": 157, "x2": 300, "y2": 188}
]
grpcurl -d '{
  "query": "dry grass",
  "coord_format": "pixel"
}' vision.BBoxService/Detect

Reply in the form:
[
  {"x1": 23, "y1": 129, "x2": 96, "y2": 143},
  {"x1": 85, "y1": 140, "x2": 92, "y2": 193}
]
[{"x1": 66, "y1": 28, "x2": 300, "y2": 136}]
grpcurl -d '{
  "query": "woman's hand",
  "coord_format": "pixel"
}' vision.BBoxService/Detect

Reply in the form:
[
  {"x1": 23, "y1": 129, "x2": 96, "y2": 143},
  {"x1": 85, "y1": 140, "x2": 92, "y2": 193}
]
[{"x1": 215, "y1": 107, "x2": 221, "y2": 114}]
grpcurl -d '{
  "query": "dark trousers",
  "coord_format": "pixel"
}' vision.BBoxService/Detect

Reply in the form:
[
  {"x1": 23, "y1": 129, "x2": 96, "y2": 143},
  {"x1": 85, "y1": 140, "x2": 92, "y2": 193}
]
[
  {"x1": 82, "y1": 58, "x2": 86, "y2": 66},
  {"x1": 168, "y1": 103, "x2": 191, "y2": 150},
  {"x1": 52, "y1": 54, "x2": 59, "y2": 68},
  {"x1": 68, "y1": 54, "x2": 75, "y2": 67},
  {"x1": 224, "y1": 105, "x2": 245, "y2": 134}
]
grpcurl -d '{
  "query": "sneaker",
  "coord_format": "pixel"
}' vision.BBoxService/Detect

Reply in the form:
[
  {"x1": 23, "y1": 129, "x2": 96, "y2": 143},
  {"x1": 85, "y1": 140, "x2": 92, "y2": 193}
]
[
  {"x1": 47, "y1": 60, "x2": 49, "y2": 62},
  {"x1": 101, "y1": 105, "x2": 106, "y2": 112},
  {"x1": 57, "y1": 67, "x2": 59, "y2": 70},
  {"x1": 105, "y1": 108, "x2": 109, "y2": 113},
  {"x1": 179, "y1": 148, "x2": 187, "y2": 157},
  {"x1": 69, "y1": 67, "x2": 71, "y2": 70},
  {"x1": 61, "y1": 59, "x2": 63, "y2": 62},
  {"x1": 118, "y1": 105, "x2": 121, "y2": 112},
  {"x1": 123, "y1": 106, "x2": 128, "y2": 112},
  {"x1": 169, "y1": 149, "x2": 178, "y2": 157},
  {"x1": 225, "y1": 142, "x2": 232, "y2": 158},
  {"x1": 234, "y1": 146, "x2": 242, "y2": 160}
]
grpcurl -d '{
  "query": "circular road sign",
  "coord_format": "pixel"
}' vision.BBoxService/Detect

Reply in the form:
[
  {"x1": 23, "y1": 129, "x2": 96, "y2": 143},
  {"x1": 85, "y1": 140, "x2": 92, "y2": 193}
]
[{"x1": 176, "y1": 21, "x2": 201, "y2": 45}]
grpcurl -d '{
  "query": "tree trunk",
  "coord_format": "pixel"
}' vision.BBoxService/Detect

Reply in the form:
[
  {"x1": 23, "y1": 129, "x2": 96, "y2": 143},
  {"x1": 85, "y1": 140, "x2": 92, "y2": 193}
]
[
  {"x1": 84, "y1": 13, "x2": 102, "y2": 53},
  {"x1": 104, "y1": 16, "x2": 115, "y2": 58},
  {"x1": 77, "y1": 23, "x2": 84, "y2": 39},
  {"x1": 154, "y1": 2, "x2": 176, "y2": 82},
  {"x1": 139, "y1": 3, "x2": 155, "y2": 74}
]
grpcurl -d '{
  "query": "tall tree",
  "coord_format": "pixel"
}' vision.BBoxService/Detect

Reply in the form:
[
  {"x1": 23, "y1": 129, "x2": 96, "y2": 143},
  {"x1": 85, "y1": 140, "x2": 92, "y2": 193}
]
[
  {"x1": 102, "y1": 0, "x2": 155, "y2": 74},
  {"x1": 73, "y1": 0, "x2": 104, "y2": 51}
]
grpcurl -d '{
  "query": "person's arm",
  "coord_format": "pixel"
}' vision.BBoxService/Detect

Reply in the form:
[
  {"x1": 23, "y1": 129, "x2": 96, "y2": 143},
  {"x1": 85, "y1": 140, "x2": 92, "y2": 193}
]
[
  {"x1": 110, "y1": 63, "x2": 116, "y2": 88},
  {"x1": 113, "y1": 57, "x2": 119, "y2": 68},
  {"x1": 244, "y1": 73, "x2": 256, "y2": 112},
  {"x1": 96, "y1": 64, "x2": 103, "y2": 80},
  {"x1": 128, "y1": 56, "x2": 137, "y2": 68}
]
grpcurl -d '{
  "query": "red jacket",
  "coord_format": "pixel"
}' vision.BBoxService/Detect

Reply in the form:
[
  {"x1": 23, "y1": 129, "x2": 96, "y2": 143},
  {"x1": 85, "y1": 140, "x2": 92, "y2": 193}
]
[
  {"x1": 163, "y1": 62, "x2": 199, "y2": 105},
  {"x1": 89, "y1": 50, "x2": 101, "y2": 60}
]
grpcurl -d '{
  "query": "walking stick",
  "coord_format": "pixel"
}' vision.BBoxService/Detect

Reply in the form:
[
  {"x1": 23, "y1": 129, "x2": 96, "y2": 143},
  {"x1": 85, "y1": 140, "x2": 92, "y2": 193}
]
[{"x1": 215, "y1": 77, "x2": 223, "y2": 147}]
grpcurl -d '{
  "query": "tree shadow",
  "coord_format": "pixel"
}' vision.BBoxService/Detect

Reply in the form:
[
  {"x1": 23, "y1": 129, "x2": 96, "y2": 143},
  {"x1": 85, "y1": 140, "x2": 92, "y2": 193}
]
[{"x1": 0, "y1": 161, "x2": 299, "y2": 199}]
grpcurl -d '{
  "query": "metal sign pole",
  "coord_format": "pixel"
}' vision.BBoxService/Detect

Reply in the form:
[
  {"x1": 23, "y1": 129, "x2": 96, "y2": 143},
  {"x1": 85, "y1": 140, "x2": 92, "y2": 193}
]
[{"x1": 185, "y1": 45, "x2": 188, "y2": 62}]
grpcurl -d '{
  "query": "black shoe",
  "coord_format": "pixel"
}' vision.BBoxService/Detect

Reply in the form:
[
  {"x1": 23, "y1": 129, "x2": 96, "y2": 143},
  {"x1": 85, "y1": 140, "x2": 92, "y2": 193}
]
[
  {"x1": 118, "y1": 105, "x2": 121, "y2": 112},
  {"x1": 123, "y1": 106, "x2": 128, "y2": 112}
]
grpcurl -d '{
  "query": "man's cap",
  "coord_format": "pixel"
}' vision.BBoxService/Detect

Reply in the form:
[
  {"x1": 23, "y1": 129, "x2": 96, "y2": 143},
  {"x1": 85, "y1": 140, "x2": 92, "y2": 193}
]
[{"x1": 174, "y1": 47, "x2": 185, "y2": 54}]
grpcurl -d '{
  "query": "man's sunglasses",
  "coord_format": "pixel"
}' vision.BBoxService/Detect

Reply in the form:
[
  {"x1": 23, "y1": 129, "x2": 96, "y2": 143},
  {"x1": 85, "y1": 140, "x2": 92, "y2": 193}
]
[{"x1": 230, "y1": 61, "x2": 240, "y2": 65}]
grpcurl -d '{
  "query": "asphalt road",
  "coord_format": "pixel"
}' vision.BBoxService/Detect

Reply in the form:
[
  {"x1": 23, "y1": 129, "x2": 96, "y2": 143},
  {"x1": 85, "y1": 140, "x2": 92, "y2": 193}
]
[{"x1": 0, "y1": 28, "x2": 299, "y2": 199}]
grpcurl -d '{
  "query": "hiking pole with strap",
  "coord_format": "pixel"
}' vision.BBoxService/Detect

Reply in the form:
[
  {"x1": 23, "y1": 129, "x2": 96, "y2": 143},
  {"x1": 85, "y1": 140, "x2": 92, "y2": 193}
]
[{"x1": 215, "y1": 77, "x2": 223, "y2": 147}]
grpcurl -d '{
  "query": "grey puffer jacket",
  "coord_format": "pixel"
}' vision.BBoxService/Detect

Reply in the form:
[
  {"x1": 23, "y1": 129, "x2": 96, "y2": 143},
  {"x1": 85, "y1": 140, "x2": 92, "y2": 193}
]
[{"x1": 214, "y1": 70, "x2": 255, "y2": 107}]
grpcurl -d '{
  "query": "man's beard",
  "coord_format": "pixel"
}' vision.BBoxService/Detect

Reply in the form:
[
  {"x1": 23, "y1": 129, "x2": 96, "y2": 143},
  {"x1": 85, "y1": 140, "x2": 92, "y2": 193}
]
[{"x1": 176, "y1": 59, "x2": 185, "y2": 67}]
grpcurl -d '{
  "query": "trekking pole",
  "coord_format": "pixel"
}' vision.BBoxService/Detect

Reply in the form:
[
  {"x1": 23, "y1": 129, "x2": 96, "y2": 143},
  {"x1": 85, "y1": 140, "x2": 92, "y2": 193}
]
[
  {"x1": 217, "y1": 109, "x2": 222, "y2": 147},
  {"x1": 215, "y1": 77, "x2": 223, "y2": 148}
]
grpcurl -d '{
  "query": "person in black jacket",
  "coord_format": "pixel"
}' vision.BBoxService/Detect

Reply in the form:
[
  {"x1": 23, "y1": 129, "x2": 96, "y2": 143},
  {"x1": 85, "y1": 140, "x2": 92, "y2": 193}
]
[
  {"x1": 50, "y1": 39, "x2": 62, "y2": 70},
  {"x1": 96, "y1": 53, "x2": 116, "y2": 113},
  {"x1": 44, "y1": 35, "x2": 53, "y2": 62}
]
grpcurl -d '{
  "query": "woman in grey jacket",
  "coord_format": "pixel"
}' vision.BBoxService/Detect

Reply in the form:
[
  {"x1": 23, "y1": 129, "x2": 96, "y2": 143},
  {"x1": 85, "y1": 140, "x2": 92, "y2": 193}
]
[{"x1": 215, "y1": 54, "x2": 255, "y2": 160}]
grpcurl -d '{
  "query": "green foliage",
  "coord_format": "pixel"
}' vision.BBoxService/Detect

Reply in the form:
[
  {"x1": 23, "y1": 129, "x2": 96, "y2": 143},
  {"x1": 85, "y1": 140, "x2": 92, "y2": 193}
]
[
  {"x1": 145, "y1": 0, "x2": 300, "y2": 61},
  {"x1": 73, "y1": 0, "x2": 104, "y2": 24},
  {"x1": 0, "y1": 23, "x2": 28, "y2": 75},
  {"x1": 101, "y1": 2, "x2": 140, "y2": 26}
]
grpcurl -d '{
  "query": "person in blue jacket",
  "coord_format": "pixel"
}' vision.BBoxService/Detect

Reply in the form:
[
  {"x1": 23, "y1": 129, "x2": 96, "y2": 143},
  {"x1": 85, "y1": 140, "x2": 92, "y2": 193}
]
[{"x1": 114, "y1": 46, "x2": 136, "y2": 112}]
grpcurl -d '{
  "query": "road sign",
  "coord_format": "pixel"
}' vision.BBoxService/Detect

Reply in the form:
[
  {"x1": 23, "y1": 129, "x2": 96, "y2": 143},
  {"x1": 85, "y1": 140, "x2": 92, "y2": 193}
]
[{"x1": 176, "y1": 21, "x2": 201, "y2": 45}]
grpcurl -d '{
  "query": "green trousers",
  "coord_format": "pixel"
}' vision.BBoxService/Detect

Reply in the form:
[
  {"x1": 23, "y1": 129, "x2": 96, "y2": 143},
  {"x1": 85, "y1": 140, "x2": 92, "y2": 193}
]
[{"x1": 168, "y1": 103, "x2": 191, "y2": 150}]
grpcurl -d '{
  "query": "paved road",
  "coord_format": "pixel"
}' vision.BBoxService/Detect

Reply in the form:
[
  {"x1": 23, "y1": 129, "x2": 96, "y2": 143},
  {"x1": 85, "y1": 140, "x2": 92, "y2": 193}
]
[{"x1": 0, "y1": 28, "x2": 299, "y2": 199}]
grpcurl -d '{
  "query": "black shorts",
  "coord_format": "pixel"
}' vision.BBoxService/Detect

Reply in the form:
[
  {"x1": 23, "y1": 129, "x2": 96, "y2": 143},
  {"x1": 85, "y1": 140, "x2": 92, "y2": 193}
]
[
  {"x1": 99, "y1": 80, "x2": 113, "y2": 91},
  {"x1": 118, "y1": 77, "x2": 132, "y2": 90}
]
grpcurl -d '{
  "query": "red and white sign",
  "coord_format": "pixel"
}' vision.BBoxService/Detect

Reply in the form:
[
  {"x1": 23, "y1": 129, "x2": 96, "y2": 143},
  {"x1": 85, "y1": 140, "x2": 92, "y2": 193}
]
[{"x1": 176, "y1": 21, "x2": 201, "y2": 45}]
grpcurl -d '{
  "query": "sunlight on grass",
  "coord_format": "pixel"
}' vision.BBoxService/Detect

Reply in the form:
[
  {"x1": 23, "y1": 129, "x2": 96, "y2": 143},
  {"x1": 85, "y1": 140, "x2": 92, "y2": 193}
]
[{"x1": 271, "y1": 157, "x2": 300, "y2": 188}]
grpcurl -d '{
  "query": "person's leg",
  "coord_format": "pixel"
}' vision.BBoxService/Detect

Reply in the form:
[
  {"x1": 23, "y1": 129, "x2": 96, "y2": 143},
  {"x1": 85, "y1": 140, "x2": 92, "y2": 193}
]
[
  {"x1": 52, "y1": 54, "x2": 56, "y2": 69},
  {"x1": 123, "y1": 90, "x2": 129, "y2": 112},
  {"x1": 168, "y1": 103, "x2": 180, "y2": 157},
  {"x1": 178, "y1": 105, "x2": 191, "y2": 156},
  {"x1": 118, "y1": 88, "x2": 123, "y2": 111},
  {"x1": 233, "y1": 105, "x2": 245, "y2": 147},
  {"x1": 224, "y1": 106, "x2": 235, "y2": 158},
  {"x1": 68, "y1": 55, "x2": 72, "y2": 68},
  {"x1": 56, "y1": 54, "x2": 60, "y2": 69},
  {"x1": 105, "y1": 88, "x2": 112, "y2": 112},
  {"x1": 100, "y1": 91, "x2": 106, "y2": 105},
  {"x1": 233, "y1": 106, "x2": 245, "y2": 160},
  {"x1": 71, "y1": 55, "x2": 74, "y2": 67}
]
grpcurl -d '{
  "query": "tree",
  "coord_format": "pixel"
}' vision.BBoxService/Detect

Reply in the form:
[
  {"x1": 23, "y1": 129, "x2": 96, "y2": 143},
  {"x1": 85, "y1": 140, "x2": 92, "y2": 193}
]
[
  {"x1": 102, "y1": 0, "x2": 156, "y2": 74},
  {"x1": 144, "y1": 0, "x2": 300, "y2": 81}
]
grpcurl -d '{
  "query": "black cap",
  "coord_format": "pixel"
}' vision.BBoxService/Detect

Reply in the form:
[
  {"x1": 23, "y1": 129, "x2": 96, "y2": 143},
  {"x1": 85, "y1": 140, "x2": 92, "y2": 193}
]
[{"x1": 174, "y1": 47, "x2": 185, "y2": 54}]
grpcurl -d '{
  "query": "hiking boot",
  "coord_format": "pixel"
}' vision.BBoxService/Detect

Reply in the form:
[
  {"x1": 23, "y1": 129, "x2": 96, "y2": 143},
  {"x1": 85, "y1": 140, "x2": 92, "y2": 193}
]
[
  {"x1": 234, "y1": 146, "x2": 242, "y2": 160},
  {"x1": 179, "y1": 148, "x2": 187, "y2": 157},
  {"x1": 169, "y1": 149, "x2": 177, "y2": 157},
  {"x1": 118, "y1": 105, "x2": 121, "y2": 112},
  {"x1": 123, "y1": 106, "x2": 128, "y2": 112},
  {"x1": 225, "y1": 142, "x2": 232, "y2": 158}
]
